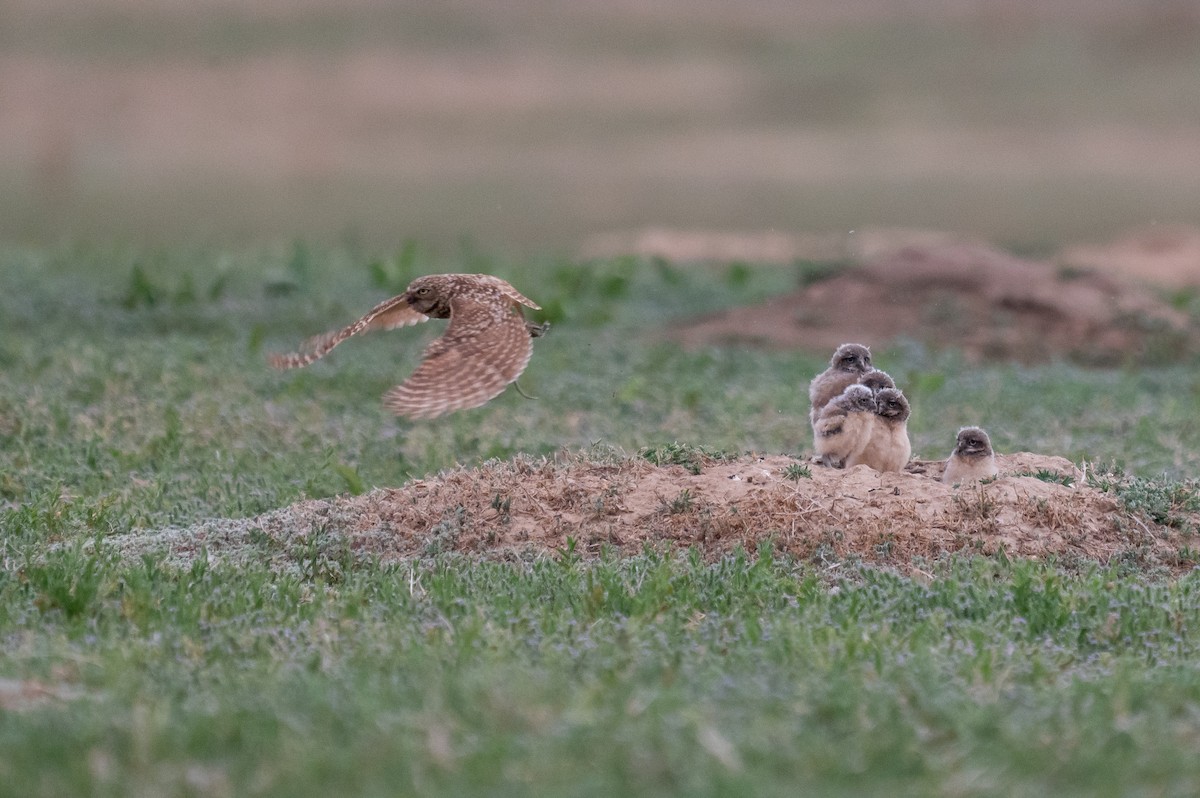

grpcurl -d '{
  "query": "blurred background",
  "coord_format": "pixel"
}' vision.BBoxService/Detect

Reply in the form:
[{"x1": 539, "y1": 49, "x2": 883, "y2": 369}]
[{"x1": 3, "y1": 0, "x2": 1200, "y2": 254}]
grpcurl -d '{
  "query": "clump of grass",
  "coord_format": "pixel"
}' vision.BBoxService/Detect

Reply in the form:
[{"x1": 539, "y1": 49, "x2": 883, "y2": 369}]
[
  {"x1": 424, "y1": 506, "x2": 468, "y2": 556},
  {"x1": 639, "y1": 442, "x2": 733, "y2": 475},
  {"x1": 783, "y1": 462, "x2": 812, "y2": 480},
  {"x1": 1015, "y1": 469, "x2": 1076, "y2": 487},
  {"x1": 490, "y1": 492, "x2": 513, "y2": 523},
  {"x1": 1086, "y1": 463, "x2": 1200, "y2": 528},
  {"x1": 1111, "y1": 479, "x2": 1199, "y2": 528},
  {"x1": 663, "y1": 488, "x2": 694, "y2": 515},
  {"x1": 333, "y1": 463, "x2": 366, "y2": 496},
  {"x1": 22, "y1": 544, "x2": 114, "y2": 619}
]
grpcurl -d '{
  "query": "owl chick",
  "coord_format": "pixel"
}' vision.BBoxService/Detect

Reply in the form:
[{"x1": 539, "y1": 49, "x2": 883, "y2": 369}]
[
  {"x1": 848, "y1": 387, "x2": 911, "y2": 472},
  {"x1": 269, "y1": 273, "x2": 545, "y2": 419},
  {"x1": 942, "y1": 426, "x2": 998, "y2": 484},
  {"x1": 813, "y1": 384, "x2": 877, "y2": 468},
  {"x1": 808, "y1": 343, "x2": 873, "y2": 426},
  {"x1": 857, "y1": 368, "x2": 896, "y2": 395}
]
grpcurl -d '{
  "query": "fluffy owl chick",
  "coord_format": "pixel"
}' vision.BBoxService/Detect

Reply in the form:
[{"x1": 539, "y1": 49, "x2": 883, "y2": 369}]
[
  {"x1": 269, "y1": 273, "x2": 544, "y2": 419},
  {"x1": 848, "y1": 387, "x2": 911, "y2": 472},
  {"x1": 858, "y1": 368, "x2": 896, "y2": 395},
  {"x1": 813, "y1": 384, "x2": 877, "y2": 468},
  {"x1": 808, "y1": 343, "x2": 873, "y2": 426},
  {"x1": 942, "y1": 426, "x2": 998, "y2": 484}
]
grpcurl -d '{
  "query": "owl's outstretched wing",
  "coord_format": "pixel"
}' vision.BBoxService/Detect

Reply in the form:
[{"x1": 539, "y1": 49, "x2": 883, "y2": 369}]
[
  {"x1": 267, "y1": 294, "x2": 430, "y2": 370},
  {"x1": 382, "y1": 294, "x2": 533, "y2": 419},
  {"x1": 469, "y1": 274, "x2": 541, "y2": 311}
]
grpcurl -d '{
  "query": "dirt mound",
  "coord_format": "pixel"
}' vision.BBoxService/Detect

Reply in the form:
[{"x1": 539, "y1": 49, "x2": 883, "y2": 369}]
[
  {"x1": 110, "y1": 450, "x2": 1195, "y2": 573},
  {"x1": 669, "y1": 242, "x2": 1194, "y2": 363},
  {"x1": 1059, "y1": 224, "x2": 1200, "y2": 290}
]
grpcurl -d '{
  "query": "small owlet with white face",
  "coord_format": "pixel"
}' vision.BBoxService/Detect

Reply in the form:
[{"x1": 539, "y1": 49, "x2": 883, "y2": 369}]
[
  {"x1": 942, "y1": 426, "x2": 998, "y2": 484},
  {"x1": 269, "y1": 273, "x2": 546, "y2": 419},
  {"x1": 808, "y1": 343, "x2": 873, "y2": 426},
  {"x1": 848, "y1": 387, "x2": 911, "y2": 472},
  {"x1": 813, "y1": 384, "x2": 877, "y2": 468},
  {"x1": 857, "y1": 368, "x2": 896, "y2": 395}
]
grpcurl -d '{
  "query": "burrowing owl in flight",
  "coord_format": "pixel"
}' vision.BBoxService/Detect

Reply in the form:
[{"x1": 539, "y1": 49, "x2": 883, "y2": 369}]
[
  {"x1": 269, "y1": 273, "x2": 547, "y2": 419},
  {"x1": 808, "y1": 343, "x2": 872, "y2": 425},
  {"x1": 942, "y1": 426, "x2": 998, "y2": 484}
]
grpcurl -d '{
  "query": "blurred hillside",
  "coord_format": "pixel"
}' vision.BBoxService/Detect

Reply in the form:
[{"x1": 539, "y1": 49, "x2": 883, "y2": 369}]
[{"x1": 3, "y1": 0, "x2": 1200, "y2": 252}]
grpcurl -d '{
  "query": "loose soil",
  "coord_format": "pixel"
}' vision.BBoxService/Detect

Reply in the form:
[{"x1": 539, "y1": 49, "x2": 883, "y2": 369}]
[
  {"x1": 110, "y1": 450, "x2": 1197, "y2": 574},
  {"x1": 668, "y1": 241, "x2": 1195, "y2": 364}
]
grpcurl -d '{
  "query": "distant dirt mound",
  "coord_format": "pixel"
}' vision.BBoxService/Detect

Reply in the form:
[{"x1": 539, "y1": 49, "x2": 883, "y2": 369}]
[
  {"x1": 669, "y1": 242, "x2": 1194, "y2": 363},
  {"x1": 1060, "y1": 224, "x2": 1200, "y2": 290},
  {"x1": 111, "y1": 451, "x2": 1195, "y2": 572}
]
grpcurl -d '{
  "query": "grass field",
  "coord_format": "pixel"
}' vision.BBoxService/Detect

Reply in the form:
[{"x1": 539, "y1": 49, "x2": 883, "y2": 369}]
[{"x1": 2, "y1": 243, "x2": 1199, "y2": 796}]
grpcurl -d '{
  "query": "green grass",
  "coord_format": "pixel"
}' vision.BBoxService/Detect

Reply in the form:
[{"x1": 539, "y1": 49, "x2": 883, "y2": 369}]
[
  {"x1": 2, "y1": 243, "x2": 1200, "y2": 796},
  {"x1": 2, "y1": 549, "x2": 1199, "y2": 797}
]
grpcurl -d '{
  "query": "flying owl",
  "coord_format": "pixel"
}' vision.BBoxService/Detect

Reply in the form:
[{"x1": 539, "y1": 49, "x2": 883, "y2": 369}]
[{"x1": 268, "y1": 273, "x2": 547, "y2": 419}]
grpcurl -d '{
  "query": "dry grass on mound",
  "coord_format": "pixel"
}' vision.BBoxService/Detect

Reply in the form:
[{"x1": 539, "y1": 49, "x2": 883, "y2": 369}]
[{"x1": 108, "y1": 450, "x2": 1197, "y2": 574}]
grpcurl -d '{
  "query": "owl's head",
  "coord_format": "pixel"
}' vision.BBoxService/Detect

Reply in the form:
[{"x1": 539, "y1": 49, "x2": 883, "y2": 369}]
[
  {"x1": 858, "y1": 368, "x2": 895, "y2": 394},
  {"x1": 836, "y1": 383, "x2": 877, "y2": 414},
  {"x1": 830, "y1": 343, "x2": 872, "y2": 374},
  {"x1": 874, "y1": 388, "x2": 910, "y2": 422},
  {"x1": 954, "y1": 426, "x2": 993, "y2": 458},
  {"x1": 404, "y1": 275, "x2": 454, "y2": 317}
]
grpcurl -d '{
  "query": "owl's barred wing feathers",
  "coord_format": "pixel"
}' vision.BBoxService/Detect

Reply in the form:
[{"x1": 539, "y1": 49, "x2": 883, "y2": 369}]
[
  {"x1": 268, "y1": 273, "x2": 542, "y2": 419},
  {"x1": 383, "y1": 294, "x2": 533, "y2": 419},
  {"x1": 470, "y1": 274, "x2": 541, "y2": 310},
  {"x1": 267, "y1": 294, "x2": 430, "y2": 370}
]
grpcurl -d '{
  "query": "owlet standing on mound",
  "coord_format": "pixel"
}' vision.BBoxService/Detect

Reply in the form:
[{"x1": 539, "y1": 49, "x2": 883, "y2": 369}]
[
  {"x1": 942, "y1": 426, "x2": 999, "y2": 484},
  {"x1": 269, "y1": 273, "x2": 547, "y2": 420},
  {"x1": 849, "y1": 387, "x2": 911, "y2": 472},
  {"x1": 813, "y1": 384, "x2": 877, "y2": 467},
  {"x1": 808, "y1": 343, "x2": 873, "y2": 425}
]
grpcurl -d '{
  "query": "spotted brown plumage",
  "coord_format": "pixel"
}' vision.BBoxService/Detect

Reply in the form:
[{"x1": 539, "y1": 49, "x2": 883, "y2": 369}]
[{"x1": 269, "y1": 273, "x2": 544, "y2": 419}]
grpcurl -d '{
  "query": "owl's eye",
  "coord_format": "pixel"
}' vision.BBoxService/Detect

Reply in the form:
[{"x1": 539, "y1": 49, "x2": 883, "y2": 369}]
[{"x1": 416, "y1": 287, "x2": 431, "y2": 296}]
